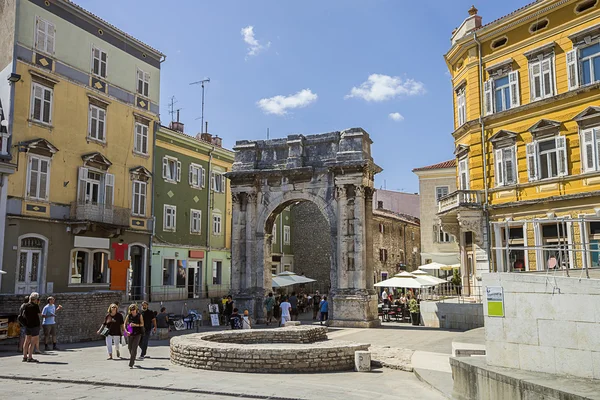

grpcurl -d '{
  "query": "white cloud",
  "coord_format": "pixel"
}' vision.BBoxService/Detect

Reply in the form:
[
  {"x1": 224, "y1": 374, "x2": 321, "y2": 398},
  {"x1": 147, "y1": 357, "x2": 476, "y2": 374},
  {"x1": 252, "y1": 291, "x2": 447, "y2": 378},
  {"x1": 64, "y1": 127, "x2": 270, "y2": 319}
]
[
  {"x1": 345, "y1": 74, "x2": 425, "y2": 102},
  {"x1": 257, "y1": 89, "x2": 318, "y2": 116},
  {"x1": 389, "y1": 112, "x2": 404, "y2": 121},
  {"x1": 241, "y1": 25, "x2": 270, "y2": 58}
]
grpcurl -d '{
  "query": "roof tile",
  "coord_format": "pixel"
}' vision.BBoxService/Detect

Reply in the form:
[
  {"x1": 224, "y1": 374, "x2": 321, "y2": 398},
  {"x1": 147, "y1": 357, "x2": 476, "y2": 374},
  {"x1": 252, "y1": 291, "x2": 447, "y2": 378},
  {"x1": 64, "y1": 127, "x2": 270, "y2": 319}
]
[{"x1": 412, "y1": 159, "x2": 456, "y2": 172}]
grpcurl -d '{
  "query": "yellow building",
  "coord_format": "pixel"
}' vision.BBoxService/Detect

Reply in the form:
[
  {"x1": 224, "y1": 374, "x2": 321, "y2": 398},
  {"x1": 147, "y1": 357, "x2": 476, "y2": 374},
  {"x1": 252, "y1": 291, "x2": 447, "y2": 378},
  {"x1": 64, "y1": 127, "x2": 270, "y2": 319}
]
[
  {"x1": 440, "y1": 1, "x2": 600, "y2": 288},
  {"x1": 0, "y1": 0, "x2": 164, "y2": 295}
]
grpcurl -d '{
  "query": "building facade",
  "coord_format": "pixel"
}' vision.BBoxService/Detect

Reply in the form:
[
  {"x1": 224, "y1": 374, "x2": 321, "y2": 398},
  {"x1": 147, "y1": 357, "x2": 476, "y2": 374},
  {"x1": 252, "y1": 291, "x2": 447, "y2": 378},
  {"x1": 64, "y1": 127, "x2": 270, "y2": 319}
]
[
  {"x1": 413, "y1": 160, "x2": 460, "y2": 266},
  {"x1": 442, "y1": 1, "x2": 600, "y2": 285},
  {"x1": 0, "y1": 0, "x2": 163, "y2": 295},
  {"x1": 270, "y1": 208, "x2": 294, "y2": 276},
  {"x1": 372, "y1": 207, "x2": 421, "y2": 283},
  {"x1": 151, "y1": 125, "x2": 234, "y2": 301}
]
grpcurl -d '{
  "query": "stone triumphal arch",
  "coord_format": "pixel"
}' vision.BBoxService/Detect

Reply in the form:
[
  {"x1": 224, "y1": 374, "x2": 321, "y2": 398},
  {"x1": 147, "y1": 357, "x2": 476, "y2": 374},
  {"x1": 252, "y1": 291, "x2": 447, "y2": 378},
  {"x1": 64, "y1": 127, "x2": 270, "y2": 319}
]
[{"x1": 226, "y1": 128, "x2": 382, "y2": 327}]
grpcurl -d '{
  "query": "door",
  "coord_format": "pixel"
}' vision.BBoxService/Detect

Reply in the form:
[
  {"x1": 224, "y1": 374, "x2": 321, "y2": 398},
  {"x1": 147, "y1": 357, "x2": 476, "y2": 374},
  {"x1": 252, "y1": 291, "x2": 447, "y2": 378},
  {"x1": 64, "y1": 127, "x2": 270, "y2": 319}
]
[
  {"x1": 590, "y1": 241, "x2": 600, "y2": 268},
  {"x1": 187, "y1": 267, "x2": 195, "y2": 299},
  {"x1": 130, "y1": 246, "x2": 143, "y2": 300},
  {"x1": 187, "y1": 261, "x2": 202, "y2": 299},
  {"x1": 16, "y1": 250, "x2": 41, "y2": 294}
]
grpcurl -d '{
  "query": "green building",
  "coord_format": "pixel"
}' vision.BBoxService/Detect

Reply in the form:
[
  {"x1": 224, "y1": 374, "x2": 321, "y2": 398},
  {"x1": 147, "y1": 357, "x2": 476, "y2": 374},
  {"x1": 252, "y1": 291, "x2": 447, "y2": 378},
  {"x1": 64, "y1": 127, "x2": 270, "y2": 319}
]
[
  {"x1": 270, "y1": 208, "x2": 294, "y2": 275},
  {"x1": 151, "y1": 123, "x2": 234, "y2": 301}
]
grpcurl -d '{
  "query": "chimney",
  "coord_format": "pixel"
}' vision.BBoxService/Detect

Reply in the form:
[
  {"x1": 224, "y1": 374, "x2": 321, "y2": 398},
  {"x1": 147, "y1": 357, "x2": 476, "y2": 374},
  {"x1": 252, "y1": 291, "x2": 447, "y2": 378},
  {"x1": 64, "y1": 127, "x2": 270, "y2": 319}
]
[
  {"x1": 169, "y1": 109, "x2": 184, "y2": 132},
  {"x1": 378, "y1": 201, "x2": 384, "y2": 209},
  {"x1": 198, "y1": 132, "x2": 212, "y2": 143},
  {"x1": 211, "y1": 135, "x2": 222, "y2": 148},
  {"x1": 451, "y1": 5, "x2": 482, "y2": 45}
]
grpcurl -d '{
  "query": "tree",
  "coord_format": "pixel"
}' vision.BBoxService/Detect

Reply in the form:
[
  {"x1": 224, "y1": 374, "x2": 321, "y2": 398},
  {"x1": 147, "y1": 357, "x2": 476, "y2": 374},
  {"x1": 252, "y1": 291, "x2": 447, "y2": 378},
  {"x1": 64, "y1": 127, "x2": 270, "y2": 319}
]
[{"x1": 451, "y1": 268, "x2": 462, "y2": 295}]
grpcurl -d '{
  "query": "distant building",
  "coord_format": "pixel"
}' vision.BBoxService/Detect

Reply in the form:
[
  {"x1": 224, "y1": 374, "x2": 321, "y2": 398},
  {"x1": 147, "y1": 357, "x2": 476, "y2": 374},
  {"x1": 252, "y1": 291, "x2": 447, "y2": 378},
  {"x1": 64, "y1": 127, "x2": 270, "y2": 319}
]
[
  {"x1": 270, "y1": 207, "x2": 294, "y2": 275},
  {"x1": 413, "y1": 160, "x2": 460, "y2": 266},
  {"x1": 372, "y1": 189, "x2": 420, "y2": 219}
]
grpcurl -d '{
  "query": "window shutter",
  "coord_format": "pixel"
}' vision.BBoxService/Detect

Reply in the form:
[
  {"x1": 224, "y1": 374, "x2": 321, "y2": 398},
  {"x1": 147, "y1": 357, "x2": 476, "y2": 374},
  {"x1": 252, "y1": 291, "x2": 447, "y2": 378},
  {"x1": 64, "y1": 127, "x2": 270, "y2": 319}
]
[
  {"x1": 582, "y1": 129, "x2": 595, "y2": 173},
  {"x1": 104, "y1": 173, "x2": 115, "y2": 205},
  {"x1": 36, "y1": 18, "x2": 47, "y2": 51},
  {"x1": 211, "y1": 173, "x2": 215, "y2": 190},
  {"x1": 78, "y1": 167, "x2": 88, "y2": 202},
  {"x1": 189, "y1": 165, "x2": 193, "y2": 185},
  {"x1": 201, "y1": 167, "x2": 206, "y2": 187},
  {"x1": 529, "y1": 61, "x2": 542, "y2": 101},
  {"x1": 567, "y1": 50, "x2": 579, "y2": 91},
  {"x1": 162, "y1": 157, "x2": 167, "y2": 179},
  {"x1": 176, "y1": 161, "x2": 181, "y2": 182},
  {"x1": 508, "y1": 71, "x2": 520, "y2": 107},
  {"x1": 595, "y1": 128, "x2": 600, "y2": 172},
  {"x1": 484, "y1": 79, "x2": 494, "y2": 115},
  {"x1": 556, "y1": 136, "x2": 568, "y2": 177},
  {"x1": 221, "y1": 175, "x2": 226, "y2": 192},
  {"x1": 47, "y1": 21, "x2": 55, "y2": 54},
  {"x1": 541, "y1": 58, "x2": 553, "y2": 97},
  {"x1": 505, "y1": 146, "x2": 516, "y2": 184},
  {"x1": 495, "y1": 148, "x2": 504, "y2": 186},
  {"x1": 526, "y1": 143, "x2": 538, "y2": 181}
]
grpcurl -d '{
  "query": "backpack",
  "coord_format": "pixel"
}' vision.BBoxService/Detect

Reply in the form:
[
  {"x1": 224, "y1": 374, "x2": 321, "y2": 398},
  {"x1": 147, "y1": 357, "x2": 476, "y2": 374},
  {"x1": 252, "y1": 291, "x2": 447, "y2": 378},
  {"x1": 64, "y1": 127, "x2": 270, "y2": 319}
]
[
  {"x1": 17, "y1": 306, "x2": 27, "y2": 327},
  {"x1": 230, "y1": 315, "x2": 243, "y2": 330}
]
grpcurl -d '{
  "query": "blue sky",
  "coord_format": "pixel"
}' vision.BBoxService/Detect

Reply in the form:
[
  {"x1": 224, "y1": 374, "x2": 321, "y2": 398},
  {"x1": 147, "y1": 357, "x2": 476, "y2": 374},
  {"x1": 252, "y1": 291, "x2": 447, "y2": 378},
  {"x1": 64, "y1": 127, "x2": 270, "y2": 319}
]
[{"x1": 77, "y1": 0, "x2": 530, "y2": 193}]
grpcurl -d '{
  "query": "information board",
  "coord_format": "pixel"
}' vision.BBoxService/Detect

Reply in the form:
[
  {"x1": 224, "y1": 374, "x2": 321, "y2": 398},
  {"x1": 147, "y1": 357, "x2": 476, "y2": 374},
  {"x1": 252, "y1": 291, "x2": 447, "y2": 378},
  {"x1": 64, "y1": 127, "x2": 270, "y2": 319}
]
[
  {"x1": 486, "y1": 286, "x2": 504, "y2": 317},
  {"x1": 210, "y1": 313, "x2": 220, "y2": 327}
]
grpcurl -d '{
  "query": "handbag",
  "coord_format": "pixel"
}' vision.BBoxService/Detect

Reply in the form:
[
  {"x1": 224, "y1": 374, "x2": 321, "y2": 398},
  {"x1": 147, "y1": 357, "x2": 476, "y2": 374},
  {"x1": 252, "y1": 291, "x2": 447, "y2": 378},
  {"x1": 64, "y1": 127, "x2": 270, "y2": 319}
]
[{"x1": 98, "y1": 324, "x2": 109, "y2": 337}]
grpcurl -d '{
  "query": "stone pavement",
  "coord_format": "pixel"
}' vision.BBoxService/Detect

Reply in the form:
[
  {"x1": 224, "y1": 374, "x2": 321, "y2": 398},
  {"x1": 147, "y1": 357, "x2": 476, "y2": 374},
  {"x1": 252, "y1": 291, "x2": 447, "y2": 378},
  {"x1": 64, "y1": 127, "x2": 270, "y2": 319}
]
[{"x1": 0, "y1": 328, "x2": 446, "y2": 400}]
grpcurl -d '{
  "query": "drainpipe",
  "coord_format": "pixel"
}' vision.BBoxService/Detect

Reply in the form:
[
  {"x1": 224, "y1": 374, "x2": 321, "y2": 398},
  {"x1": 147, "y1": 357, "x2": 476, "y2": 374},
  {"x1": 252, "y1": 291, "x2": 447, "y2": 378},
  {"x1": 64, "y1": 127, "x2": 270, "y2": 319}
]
[
  {"x1": 148, "y1": 121, "x2": 159, "y2": 301},
  {"x1": 206, "y1": 146, "x2": 215, "y2": 296},
  {"x1": 473, "y1": 32, "x2": 493, "y2": 274}
]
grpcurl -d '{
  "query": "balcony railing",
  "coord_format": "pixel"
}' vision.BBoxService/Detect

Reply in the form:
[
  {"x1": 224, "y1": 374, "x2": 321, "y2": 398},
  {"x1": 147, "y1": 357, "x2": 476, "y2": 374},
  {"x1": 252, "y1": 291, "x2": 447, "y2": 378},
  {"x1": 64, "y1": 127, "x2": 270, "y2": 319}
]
[
  {"x1": 438, "y1": 190, "x2": 483, "y2": 214},
  {"x1": 70, "y1": 201, "x2": 131, "y2": 226}
]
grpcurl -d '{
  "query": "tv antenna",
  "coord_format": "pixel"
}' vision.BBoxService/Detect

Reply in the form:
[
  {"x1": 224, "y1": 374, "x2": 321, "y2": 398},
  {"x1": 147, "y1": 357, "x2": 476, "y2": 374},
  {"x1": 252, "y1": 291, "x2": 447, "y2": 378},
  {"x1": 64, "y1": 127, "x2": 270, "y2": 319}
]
[
  {"x1": 190, "y1": 78, "x2": 210, "y2": 133},
  {"x1": 168, "y1": 96, "x2": 183, "y2": 124}
]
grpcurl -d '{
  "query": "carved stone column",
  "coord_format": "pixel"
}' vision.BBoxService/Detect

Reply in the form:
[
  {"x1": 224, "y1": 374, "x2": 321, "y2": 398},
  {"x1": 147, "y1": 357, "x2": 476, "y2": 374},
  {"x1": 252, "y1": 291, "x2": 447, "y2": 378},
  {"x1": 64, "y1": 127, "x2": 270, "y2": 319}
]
[
  {"x1": 353, "y1": 185, "x2": 366, "y2": 290},
  {"x1": 364, "y1": 187, "x2": 375, "y2": 289},
  {"x1": 336, "y1": 185, "x2": 349, "y2": 290},
  {"x1": 230, "y1": 192, "x2": 245, "y2": 296}
]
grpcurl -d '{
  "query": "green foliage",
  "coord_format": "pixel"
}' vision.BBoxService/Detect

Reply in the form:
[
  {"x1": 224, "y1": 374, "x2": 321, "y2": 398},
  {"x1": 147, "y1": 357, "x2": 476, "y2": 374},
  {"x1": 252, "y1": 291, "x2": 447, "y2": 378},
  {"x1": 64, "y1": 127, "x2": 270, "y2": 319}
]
[
  {"x1": 408, "y1": 298, "x2": 419, "y2": 314},
  {"x1": 451, "y1": 268, "x2": 462, "y2": 287}
]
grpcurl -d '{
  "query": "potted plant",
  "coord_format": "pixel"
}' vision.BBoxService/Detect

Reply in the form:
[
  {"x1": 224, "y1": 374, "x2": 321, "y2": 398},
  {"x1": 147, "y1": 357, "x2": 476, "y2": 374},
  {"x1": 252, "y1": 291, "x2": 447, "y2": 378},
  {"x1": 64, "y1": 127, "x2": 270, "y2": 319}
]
[
  {"x1": 451, "y1": 268, "x2": 462, "y2": 296},
  {"x1": 408, "y1": 298, "x2": 420, "y2": 326}
]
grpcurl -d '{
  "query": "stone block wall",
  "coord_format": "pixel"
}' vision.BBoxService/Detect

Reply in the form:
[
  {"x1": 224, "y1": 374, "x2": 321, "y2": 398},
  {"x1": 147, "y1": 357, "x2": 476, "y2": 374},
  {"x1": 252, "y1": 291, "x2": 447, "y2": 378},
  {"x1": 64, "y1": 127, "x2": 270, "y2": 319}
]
[
  {"x1": 483, "y1": 272, "x2": 600, "y2": 379},
  {"x1": 0, "y1": 291, "x2": 123, "y2": 343},
  {"x1": 420, "y1": 301, "x2": 484, "y2": 330}
]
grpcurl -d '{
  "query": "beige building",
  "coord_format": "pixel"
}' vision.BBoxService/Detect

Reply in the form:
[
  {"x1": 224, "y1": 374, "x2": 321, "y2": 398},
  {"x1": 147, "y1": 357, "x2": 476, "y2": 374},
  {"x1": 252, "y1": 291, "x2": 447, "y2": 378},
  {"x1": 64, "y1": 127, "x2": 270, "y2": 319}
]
[{"x1": 413, "y1": 160, "x2": 460, "y2": 266}]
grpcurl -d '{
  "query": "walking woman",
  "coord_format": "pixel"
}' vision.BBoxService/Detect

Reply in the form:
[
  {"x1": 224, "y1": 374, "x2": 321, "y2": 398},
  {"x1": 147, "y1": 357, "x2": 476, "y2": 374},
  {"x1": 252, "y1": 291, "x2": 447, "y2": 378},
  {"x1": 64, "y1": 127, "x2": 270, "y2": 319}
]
[
  {"x1": 124, "y1": 304, "x2": 144, "y2": 369},
  {"x1": 104, "y1": 303, "x2": 124, "y2": 360}
]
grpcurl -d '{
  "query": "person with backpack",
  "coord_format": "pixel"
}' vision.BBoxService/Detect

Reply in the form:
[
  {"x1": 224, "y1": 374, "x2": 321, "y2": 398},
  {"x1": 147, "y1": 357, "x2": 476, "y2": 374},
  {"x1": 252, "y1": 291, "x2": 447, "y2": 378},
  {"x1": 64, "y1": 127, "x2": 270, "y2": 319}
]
[
  {"x1": 312, "y1": 291, "x2": 322, "y2": 320},
  {"x1": 229, "y1": 308, "x2": 243, "y2": 329},
  {"x1": 21, "y1": 292, "x2": 42, "y2": 363},
  {"x1": 17, "y1": 295, "x2": 29, "y2": 353},
  {"x1": 319, "y1": 296, "x2": 329, "y2": 325},
  {"x1": 264, "y1": 293, "x2": 275, "y2": 326}
]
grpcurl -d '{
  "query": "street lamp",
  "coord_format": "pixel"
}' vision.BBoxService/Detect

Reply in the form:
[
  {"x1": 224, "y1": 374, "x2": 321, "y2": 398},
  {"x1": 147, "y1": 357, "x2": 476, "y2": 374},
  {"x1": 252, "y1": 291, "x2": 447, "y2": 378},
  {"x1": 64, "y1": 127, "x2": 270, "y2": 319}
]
[{"x1": 7, "y1": 73, "x2": 21, "y2": 83}]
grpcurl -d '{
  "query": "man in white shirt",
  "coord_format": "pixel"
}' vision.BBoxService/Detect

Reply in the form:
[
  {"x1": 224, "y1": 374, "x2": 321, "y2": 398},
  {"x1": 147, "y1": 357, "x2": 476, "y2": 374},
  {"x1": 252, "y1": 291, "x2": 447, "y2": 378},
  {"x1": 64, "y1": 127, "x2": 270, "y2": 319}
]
[
  {"x1": 381, "y1": 289, "x2": 388, "y2": 303},
  {"x1": 279, "y1": 297, "x2": 292, "y2": 327}
]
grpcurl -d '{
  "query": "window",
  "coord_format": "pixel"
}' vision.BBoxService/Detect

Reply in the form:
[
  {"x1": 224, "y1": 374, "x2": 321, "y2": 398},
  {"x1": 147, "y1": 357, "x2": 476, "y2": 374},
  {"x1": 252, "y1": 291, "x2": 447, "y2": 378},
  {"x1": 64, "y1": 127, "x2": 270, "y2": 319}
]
[
  {"x1": 162, "y1": 156, "x2": 181, "y2": 182},
  {"x1": 164, "y1": 205, "x2": 176, "y2": 231},
  {"x1": 190, "y1": 209, "x2": 201, "y2": 234},
  {"x1": 529, "y1": 57, "x2": 555, "y2": 101},
  {"x1": 491, "y1": 37, "x2": 508, "y2": 49},
  {"x1": 436, "y1": 226, "x2": 452, "y2": 243},
  {"x1": 457, "y1": 88, "x2": 466, "y2": 126},
  {"x1": 586, "y1": 221, "x2": 600, "y2": 268},
  {"x1": 540, "y1": 223, "x2": 570, "y2": 269},
  {"x1": 576, "y1": 0, "x2": 598, "y2": 14},
  {"x1": 581, "y1": 127, "x2": 600, "y2": 172},
  {"x1": 70, "y1": 249, "x2": 109, "y2": 284},
  {"x1": 132, "y1": 180, "x2": 146, "y2": 216},
  {"x1": 379, "y1": 248, "x2": 388, "y2": 262},
  {"x1": 134, "y1": 123, "x2": 148, "y2": 155},
  {"x1": 498, "y1": 225, "x2": 526, "y2": 272},
  {"x1": 284, "y1": 225, "x2": 290, "y2": 245},
  {"x1": 436, "y1": 186, "x2": 449, "y2": 201},
  {"x1": 88, "y1": 105, "x2": 106, "y2": 142},
  {"x1": 30, "y1": 83, "x2": 53, "y2": 124},
  {"x1": 26, "y1": 155, "x2": 50, "y2": 201},
  {"x1": 211, "y1": 172, "x2": 225, "y2": 192},
  {"x1": 272, "y1": 223, "x2": 277, "y2": 244},
  {"x1": 379, "y1": 223, "x2": 385, "y2": 234},
  {"x1": 91, "y1": 47, "x2": 107, "y2": 78},
  {"x1": 484, "y1": 71, "x2": 520, "y2": 115},
  {"x1": 189, "y1": 164, "x2": 205, "y2": 188},
  {"x1": 526, "y1": 136, "x2": 567, "y2": 181},
  {"x1": 213, "y1": 214, "x2": 222, "y2": 235},
  {"x1": 495, "y1": 146, "x2": 517, "y2": 186},
  {"x1": 35, "y1": 17, "x2": 55, "y2": 54},
  {"x1": 529, "y1": 19, "x2": 549, "y2": 33},
  {"x1": 162, "y1": 258, "x2": 175, "y2": 286},
  {"x1": 212, "y1": 261, "x2": 222, "y2": 284},
  {"x1": 137, "y1": 69, "x2": 150, "y2": 97},
  {"x1": 580, "y1": 43, "x2": 600, "y2": 86},
  {"x1": 77, "y1": 168, "x2": 114, "y2": 205},
  {"x1": 458, "y1": 158, "x2": 469, "y2": 189}
]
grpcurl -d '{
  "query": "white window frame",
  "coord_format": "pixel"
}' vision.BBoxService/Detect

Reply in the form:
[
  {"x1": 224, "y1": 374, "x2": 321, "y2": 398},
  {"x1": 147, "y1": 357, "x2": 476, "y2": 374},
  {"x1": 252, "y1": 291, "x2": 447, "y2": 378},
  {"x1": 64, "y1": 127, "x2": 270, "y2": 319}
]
[
  {"x1": 69, "y1": 249, "x2": 110, "y2": 285},
  {"x1": 34, "y1": 16, "x2": 55, "y2": 55},
  {"x1": 136, "y1": 68, "x2": 150, "y2": 97},
  {"x1": 88, "y1": 104, "x2": 106, "y2": 142},
  {"x1": 494, "y1": 145, "x2": 518, "y2": 187},
  {"x1": 131, "y1": 180, "x2": 146, "y2": 217},
  {"x1": 30, "y1": 82, "x2": 53, "y2": 125},
  {"x1": 529, "y1": 56, "x2": 555, "y2": 102},
  {"x1": 457, "y1": 88, "x2": 466, "y2": 126},
  {"x1": 189, "y1": 163, "x2": 205, "y2": 188},
  {"x1": 458, "y1": 157, "x2": 470, "y2": 190},
  {"x1": 190, "y1": 209, "x2": 202, "y2": 234},
  {"x1": 213, "y1": 213, "x2": 222, "y2": 235},
  {"x1": 484, "y1": 71, "x2": 520, "y2": 115},
  {"x1": 435, "y1": 186, "x2": 449, "y2": 202},
  {"x1": 581, "y1": 126, "x2": 600, "y2": 173},
  {"x1": 134, "y1": 122, "x2": 149, "y2": 155},
  {"x1": 91, "y1": 46, "x2": 108, "y2": 78},
  {"x1": 26, "y1": 154, "x2": 51, "y2": 201},
  {"x1": 283, "y1": 225, "x2": 291, "y2": 245},
  {"x1": 579, "y1": 42, "x2": 600, "y2": 86},
  {"x1": 527, "y1": 136, "x2": 568, "y2": 181},
  {"x1": 272, "y1": 223, "x2": 277, "y2": 244},
  {"x1": 211, "y1": 172, "x2": 225, "y2": 193},
  {"x1": 162, "y1": 156, "x2": 181, "y2": 183},
  {"x1": 437, "y1": 226, "x2": 452, "y2": 243},
  {"x1": 164, "y1": 204, "x2": 177, "y2": 231},
  {"x1": 212, "y1": 260, "x2": 222, "y2": 284}
]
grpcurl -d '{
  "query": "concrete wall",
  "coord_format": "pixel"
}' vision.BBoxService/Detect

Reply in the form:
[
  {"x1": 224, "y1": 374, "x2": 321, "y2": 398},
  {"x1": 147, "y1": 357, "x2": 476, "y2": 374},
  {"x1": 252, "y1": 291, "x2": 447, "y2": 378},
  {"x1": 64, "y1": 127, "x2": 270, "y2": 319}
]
[
  {"x1": 483, "y1": 272, "x2": 600, "y2": 379},
  {"x1": 420, "y1": 301, "x2": 483, "y2": 330}
]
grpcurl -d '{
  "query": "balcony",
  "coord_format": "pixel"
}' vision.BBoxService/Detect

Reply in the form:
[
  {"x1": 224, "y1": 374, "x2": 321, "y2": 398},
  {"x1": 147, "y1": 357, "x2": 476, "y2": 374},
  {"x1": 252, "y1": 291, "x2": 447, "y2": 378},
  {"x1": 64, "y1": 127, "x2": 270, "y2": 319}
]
[
  {"x1": 70, "y1": 201, "x2": 131, "y2": 227},
  {"x1": 438, "y1": 190, "x2": 483, "y2": 214}
]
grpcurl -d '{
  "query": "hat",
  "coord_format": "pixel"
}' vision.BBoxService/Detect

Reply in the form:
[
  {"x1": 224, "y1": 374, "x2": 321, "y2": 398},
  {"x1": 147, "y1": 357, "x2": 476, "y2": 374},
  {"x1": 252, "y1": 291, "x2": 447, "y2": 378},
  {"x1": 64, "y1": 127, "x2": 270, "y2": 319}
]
[{"x1": 243, "y1": 310, "x2": 249, "y2": 316}]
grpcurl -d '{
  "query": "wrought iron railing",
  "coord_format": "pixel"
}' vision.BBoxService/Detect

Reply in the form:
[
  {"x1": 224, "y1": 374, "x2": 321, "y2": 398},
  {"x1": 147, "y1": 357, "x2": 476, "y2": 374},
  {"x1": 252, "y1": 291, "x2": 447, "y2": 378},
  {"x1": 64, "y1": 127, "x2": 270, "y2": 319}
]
[
  {"x1": 70, "y1": 201, "x2": 131, "y2": 226},
  {"x1": 128, "y1": 284, "x2": 232, "y2": 302},
  {"x1": 438, "y1": 190, "x2": 483, "y2": 214}
]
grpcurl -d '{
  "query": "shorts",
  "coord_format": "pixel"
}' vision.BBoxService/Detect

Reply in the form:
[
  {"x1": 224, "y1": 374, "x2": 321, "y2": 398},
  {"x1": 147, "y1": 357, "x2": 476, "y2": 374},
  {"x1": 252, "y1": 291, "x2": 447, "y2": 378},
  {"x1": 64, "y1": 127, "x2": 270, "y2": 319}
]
[
  {"x1": 157, "y1": 328, "x2": 169, "y2": 340},
  {"x1": 25, "y1": 326, "x2": 40, "y2": 337},
  {"x1": 291, "y1": 308, "x2": 298, "y2": 316},
  {"x1": 266, "y1": 310, "x2": 273, "y2": 319}
]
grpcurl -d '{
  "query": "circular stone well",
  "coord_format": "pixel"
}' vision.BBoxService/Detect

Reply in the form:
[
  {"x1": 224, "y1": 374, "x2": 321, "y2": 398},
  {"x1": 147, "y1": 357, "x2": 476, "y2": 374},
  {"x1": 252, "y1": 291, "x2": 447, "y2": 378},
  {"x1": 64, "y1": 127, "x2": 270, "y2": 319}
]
[{"x1": 170, "y1": 326, "x2": 370, "y2": 373}]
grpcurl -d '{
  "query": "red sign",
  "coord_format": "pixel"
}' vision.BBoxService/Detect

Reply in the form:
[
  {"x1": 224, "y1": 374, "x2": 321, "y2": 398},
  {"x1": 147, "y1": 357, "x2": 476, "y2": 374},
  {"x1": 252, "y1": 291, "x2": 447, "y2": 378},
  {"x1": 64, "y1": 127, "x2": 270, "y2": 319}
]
[{"x1": 189, "y1": 250, "x2": 204, "y2": 259}]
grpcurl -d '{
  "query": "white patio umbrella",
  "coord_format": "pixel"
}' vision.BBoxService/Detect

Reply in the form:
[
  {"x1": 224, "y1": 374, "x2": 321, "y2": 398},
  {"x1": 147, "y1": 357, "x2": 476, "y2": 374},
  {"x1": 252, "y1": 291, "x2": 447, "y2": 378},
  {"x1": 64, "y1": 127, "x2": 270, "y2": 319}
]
[
  {"x1": 272, "y1": 271, "x2": 316, "y2": 288},
  {"x1": 375, "y1": 272, "x2": 430, "y2": 289},
  {"x1": 417, "y1": 261, "x2": 448, "y2": 271},
  {"x1": 409, "y1": 270, "x2": 447, "y2": 285}
]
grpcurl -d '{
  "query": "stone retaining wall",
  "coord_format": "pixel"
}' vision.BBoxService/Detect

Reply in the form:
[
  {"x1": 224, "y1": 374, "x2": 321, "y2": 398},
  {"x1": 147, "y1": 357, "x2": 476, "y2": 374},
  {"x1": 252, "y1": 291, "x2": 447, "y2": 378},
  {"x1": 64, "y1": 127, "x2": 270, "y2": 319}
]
[{"x1": 170, "y1": 326, "x2": 370, "y2": 373}]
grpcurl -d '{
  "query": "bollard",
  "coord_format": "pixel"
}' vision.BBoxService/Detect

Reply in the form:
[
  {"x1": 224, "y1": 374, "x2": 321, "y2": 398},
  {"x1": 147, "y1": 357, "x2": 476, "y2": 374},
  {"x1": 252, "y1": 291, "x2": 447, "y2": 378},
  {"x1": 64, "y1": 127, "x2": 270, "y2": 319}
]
[{"x1": 354, "y1": 350, "x2": 371, "y2": 372}]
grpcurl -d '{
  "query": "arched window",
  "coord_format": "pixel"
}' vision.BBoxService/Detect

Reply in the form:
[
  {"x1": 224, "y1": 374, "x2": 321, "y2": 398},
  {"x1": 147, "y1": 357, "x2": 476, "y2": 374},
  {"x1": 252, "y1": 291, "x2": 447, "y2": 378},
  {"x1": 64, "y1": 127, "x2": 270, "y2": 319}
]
[{"x1": 70, "y1": 249, "x2": 109, "y2": 284}]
